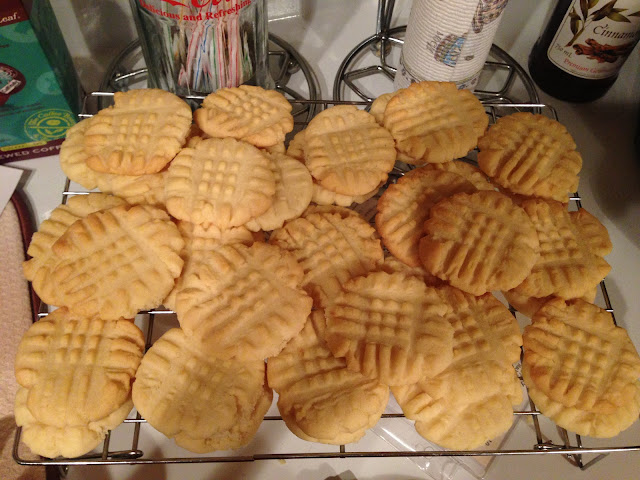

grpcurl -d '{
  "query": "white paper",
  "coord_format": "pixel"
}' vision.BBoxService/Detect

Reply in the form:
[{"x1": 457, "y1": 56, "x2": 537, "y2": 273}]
[{"x1": 0, "y1": 164, "x2": 24, "y2": 215}]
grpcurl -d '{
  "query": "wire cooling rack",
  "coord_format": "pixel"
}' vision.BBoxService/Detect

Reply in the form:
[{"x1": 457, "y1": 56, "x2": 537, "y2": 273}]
[{"x1": 13, "y1": 97, "x2": 640, "y2": 476}]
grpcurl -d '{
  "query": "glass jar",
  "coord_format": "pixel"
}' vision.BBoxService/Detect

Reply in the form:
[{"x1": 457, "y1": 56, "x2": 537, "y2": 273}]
[{"x1": 129, "y1": 0, "x2": 273, "y2": 96}]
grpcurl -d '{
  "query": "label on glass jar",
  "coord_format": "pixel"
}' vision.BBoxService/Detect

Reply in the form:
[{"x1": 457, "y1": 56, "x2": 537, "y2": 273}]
[{"x1": 547, "y1": 0, "x2": 640, "y2": 79}]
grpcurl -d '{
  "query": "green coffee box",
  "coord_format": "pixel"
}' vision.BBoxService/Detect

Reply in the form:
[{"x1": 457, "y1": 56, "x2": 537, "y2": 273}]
[{"x1": 0, "y1": 0, "x2": 81, "y2": 163}]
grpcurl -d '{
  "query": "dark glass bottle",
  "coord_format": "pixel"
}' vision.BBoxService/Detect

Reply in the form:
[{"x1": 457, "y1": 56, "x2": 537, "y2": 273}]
[{"x1": 529, "y1": 0, "x2": 640, "y2": 102}]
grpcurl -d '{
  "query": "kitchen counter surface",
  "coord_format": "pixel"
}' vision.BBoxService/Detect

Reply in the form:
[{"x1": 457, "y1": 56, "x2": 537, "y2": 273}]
[{"x1": 8, "y1": 1, "x2": 640, "y2": 479}]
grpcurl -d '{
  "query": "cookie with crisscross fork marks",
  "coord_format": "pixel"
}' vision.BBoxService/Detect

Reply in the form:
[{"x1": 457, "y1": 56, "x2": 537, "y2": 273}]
[
  {"x1": 325, "y1": 271, "x2": 455, "y2": 386},
  {"x1": 523, "y1": 298, "x2": 640, "y2": 416},
  {"x1": 267, "y1": 310, "x2": 389, "y2": 444},
  {"x1": 175, "y1": 242, "x2": 312, "y2": 360},
  {"x1": 14, "y1": 308, "x2": 144, "y2": 457},
  {"x1": 244, "y1": 152, "x2": 313, "y2": 232},
  {"x1": 383, "y1": 81, "x2": 488, "y2": 164},
  {"x1": 304, "y1": 105, "x2": 396, "y2": 195},
  {"x1": 376, "y1": 167, "x2": 477, "y2": 267},
  {"x1": 23, "y1": 193, "x2": 126, "y2": 283},
  {"x1": 510, "y1": 199, "x2": 611, "y2": 299},
  {"x1": 165, "y1": 137, "x2": 276, "y2": 227},
  {"x1": 522, "y1": 363, "x2": 640, "y2": 438},
  {"x1": 59, "y1": 118, "x2": 168, "y2": 204},
  {"x1": 269, "y1": 208, "x2": 384, "y2": 308},
  {"x1": 32, "y1": 204, "x2": 184, "y2": 319},
  {"x1": 419, "y1": 190, "x2": 539, "y2": 295},
  {"x1": 391, "y1": 287, "x2": 522, "y2": 449},
  {"x1": 84, "y1": 89, "x2": 192, "y2": 175},
  {"x1": 194, "y1": 85, "x2": 293, "y2": 147},
  {"x1": 132, "y1": 328, "x2": 272, "y2": 452},
  {"x1": 477, "y1": 112, "x2": 583, "y2": 202},
  {"x1": 163, "y1": 221, "x2": 256, "y2": 311}
]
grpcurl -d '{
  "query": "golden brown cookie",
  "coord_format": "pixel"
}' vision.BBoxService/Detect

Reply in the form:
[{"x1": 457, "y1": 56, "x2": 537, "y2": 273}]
[
  {"x1": 163, "y1": 221, "x2": 256, "y2": 311},
  {"x1": 511, "y1": 199, "x2": 611, "y2": 299},
  {"x1": 477, "y1": 112, "x2": 582, "y2": 202},
  {"x1": 523, "y1": 363, "x2": 640, "y2": 438},
  {"x1": 194, "y1": 85, "x2": 293, "y2": 147},
  {"x1": 286, "y1": 129, "x2": 306, "y2": 162},
  {"x1": 523, "y1": 299, "x2": 640, "y2": 415},
  {"x1": 369, "y1": 91, "x2": 399, "y2": 125},
  {"x1": 59, "y1": 118, "x2": 99, "y2": 190},
  {"x1": 32, "y1": 204, "x2": 184, "y2": 319},
  {"x1": 312, "y1": 181, "x2": 381, "y2": 207},
  {"x1": 503, "y1": 286, "x2": 597, "y2": 319},
  {"x1": 325, "y1": 271, "x2": 455, "y2": 385},
  {"x1": 304, "y1": 105, "x2": 396, "y2": 195},
  {"x1": 132, "y1": 328, "x2": 272, "y2": 452},
  {"x1": 96, "y1": 170, "x2": 167, "y2": 207},
  {"x1": 15, "y1": 387, "x2": 134, "y2": 459},
  {"x1": 419, "y1": 190, "x2": 539, "y2": 295},
  {"x1": 383, "y1": 81, "x2": 488, "y2": 164},
  {"x1": 84, "y1": 88, "x2": 192, "y2": 175},
  {"x1": 270, "y1": 208, "x2": 384, "y2": 308},
  {"x1": 392, "y1": 287, "x2": 522, "y2": 450},
  {"x1": 175, "y1": 242, "x2": 312, "y2": 360},
  {"x1": 424, "y1": 160, "x2": 494, "y2": 191},
  {"x1": 23, "y1": 193, "x2": 126, "y2": 283},
  {"x1": 14, "y1": 308, "x2": 144, "y2": 457},
  {"x1": 376, "y1": 167, "x2": 477, "y2": 267},
  {"x1": 244, "y1": 153, "x2": 313, "y2": 232},
  {"x1": 267, "y1": 310, "x2": 389, "y2": 444},
  {"x1": 165, "y1": 137, "x2": 276, "y2": 227}
]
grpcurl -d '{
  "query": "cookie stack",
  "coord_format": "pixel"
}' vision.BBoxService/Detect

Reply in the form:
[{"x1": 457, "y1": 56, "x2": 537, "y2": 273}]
[{"x1": 16, "y1": 81, "x2": 639, "y2": 459}]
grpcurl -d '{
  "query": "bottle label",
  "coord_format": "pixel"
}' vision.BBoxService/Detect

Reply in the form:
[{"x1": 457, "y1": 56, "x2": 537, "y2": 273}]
[{"x1": 547, "y1": 0, "x2": 640, "y2": 79}]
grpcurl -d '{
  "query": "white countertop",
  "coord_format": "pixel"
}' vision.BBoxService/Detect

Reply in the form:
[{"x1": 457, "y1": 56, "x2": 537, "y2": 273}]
[{"x1": 9, "y1": 1, "x2": 640, "y2": 479}]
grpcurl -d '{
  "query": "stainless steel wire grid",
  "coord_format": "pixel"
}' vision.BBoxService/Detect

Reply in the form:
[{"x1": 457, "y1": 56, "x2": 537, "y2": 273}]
[{"x1": 12, "y1": 97, "x2": 639, "y2": 476}]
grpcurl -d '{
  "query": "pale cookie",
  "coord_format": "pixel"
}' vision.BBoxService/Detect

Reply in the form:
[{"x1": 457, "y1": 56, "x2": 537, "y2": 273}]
[
  {"x1": 245, "y1": 153, "x2": 313, "y2": 232},
  {"x1": 59, "y1": 119, "x2": 168, "y2": 205},
  {"x1": 369, "y1": 91, "x2": 400, "y2": 125},
  {"x1": 383, "y1": 81, "x2": 488, "y2": 164},
  {"x1": 163, "y1": 221, "x2": 256, "y2": 311},
  {"x1": 175, "y1": 242, "x2": 312, "y2": 360},
  {"x1": 23, "y1": 193, "x2": 126, "y2": 282},
  {"x1": 270, "y1": 209, "x2": 384, "y2": 308},
  {"x1": 304, "y1": 105, "x2": 396, "y2": 195},
  {"x1": 477, "y1": 112, "x2": 583, "y2": 202},
  {"x1": 378, "y1": 255, "x2": 443, "y2": 287},
  {"x1": 325, "y1": 271, "x2": 455, "y2": 386},
  {"x1": 84, "y1": 88, "x2": 192, "y2": 175},
  {"x1": 392, "y1": 287, "x2": 522, "y2": 450},
  {"x1": 286, "y1": 129, "x2": 306, "y2": 162},
  {"x1": 59, "y1": 118, "x2": 99, "y2": 190},
  {"x1": 96, "y1": 170, "x2": 167, "y2": 207},
  {"x1": 14, "y1": 308, "x2": 144, "y2": 457},
  {"x1": 419, "y1": 190, "x2": 539, "y2": 295},
  {"x1": 194, "y1": 85, "x2": 293, "y2": 147},
  {"x1": 15, "y1": 386, "x2": 134, "y2": 459},
  {"x1": 511, "y1": 199, "x2": 611, "y2": 299},
  {"x1": 132, "y1": 328, "x2": 272, "y2": 452},
  {"x1": 523, "y1": 298, "x2": 640, "y2": 415},
  {"x1": 32, "y1": 204, "x2": 184, "y2": 319},
  {"x1": 312, "y1": 181, "x2": 381, "y2": 207},
  {"x1": 503, "y1": 286, "x2": 597, "y2": 319},
  {"x1": 523, "y1": 363, "x2": 640, "y2": 438},
  {"x1": 376, "y1": 167, "x2": 477, "y2": 267},
  {"x1": 267, "y1": 310, "x2": 389, "y2": 444},
  {"x1": 425, "y1": 160, "x2": 494, "y2": 191},
  {"x1": 261, "y1": 142, "x2": 286, "y2": 155},
  {"x1": 165, "y1": 137, "x2": 276, "y2": 227}
]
